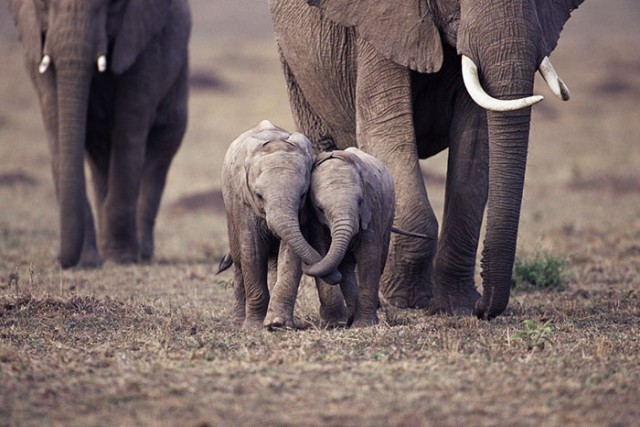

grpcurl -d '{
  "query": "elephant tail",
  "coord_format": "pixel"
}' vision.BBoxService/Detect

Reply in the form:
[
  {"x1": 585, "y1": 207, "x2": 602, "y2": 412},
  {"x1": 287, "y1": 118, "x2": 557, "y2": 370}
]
[{"x1": 216, "y1": 252, "x2": 234, "y2": 274}]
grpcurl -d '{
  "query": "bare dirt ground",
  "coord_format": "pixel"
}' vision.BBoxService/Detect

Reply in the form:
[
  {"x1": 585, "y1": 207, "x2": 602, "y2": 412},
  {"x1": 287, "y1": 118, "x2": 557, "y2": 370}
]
[{"x1": 1, "y1": 1, "x2": 639, "y2": 426}]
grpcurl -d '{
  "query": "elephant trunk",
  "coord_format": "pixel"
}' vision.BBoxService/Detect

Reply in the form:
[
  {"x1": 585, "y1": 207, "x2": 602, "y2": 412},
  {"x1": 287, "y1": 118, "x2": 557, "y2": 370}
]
[
  {"x1": 304, "y1": 217, "x2": 356, "y2": 278},
  {"x1": 478, "y1": 109, "x2": 531, "y2": 319},
  {"x1": 267, "y1": 205, "x2": 342, "y2": 285},
  {"x1": 51, "y1": 19, "x2": 94, "y2": 268},
  {"x1": 474, "y1": 24, "x2": 538, "y2": 319}
]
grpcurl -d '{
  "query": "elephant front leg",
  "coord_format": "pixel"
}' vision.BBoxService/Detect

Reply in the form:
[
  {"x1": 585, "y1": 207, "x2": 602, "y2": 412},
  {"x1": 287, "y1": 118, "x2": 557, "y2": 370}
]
[
  {"x1": 356, "y1": 40, "x2": 437, "y2": 308},
  {"x1": 264, "y1": 243, "x2": 303, "y2": 329},
  {"x1": 239, "y1": 230, "x2": 271, "y2": 329},
  {"x1": 137, "y1": 68, "x2": 188, "y2": 261},
  {"x1": 100, "y1": 116, "x2": 148, "y2": 264},
  {"x1": 432, "y1": 95, "x2": 486, "y2": 315}
]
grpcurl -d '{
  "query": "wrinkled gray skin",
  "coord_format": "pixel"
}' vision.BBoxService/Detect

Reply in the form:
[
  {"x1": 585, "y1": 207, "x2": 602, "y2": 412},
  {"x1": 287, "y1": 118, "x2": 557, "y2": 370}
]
[
  {"x1": 269, "y1": 0, "x2": 583, "y2": 319},
  {"x1": 8, "y1": 0, "x2": 191, "y2": 268},
  {"x1": 221, "y1": 120, "x2": 339, "y2": 329},
  {"x1": 303, "y1": 148, "x2": 395, "y2": 328}
]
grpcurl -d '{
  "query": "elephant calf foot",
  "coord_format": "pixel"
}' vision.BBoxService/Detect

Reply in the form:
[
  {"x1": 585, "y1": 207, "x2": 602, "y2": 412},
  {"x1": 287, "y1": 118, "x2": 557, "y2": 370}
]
[{"x1": 319, "y1": 304, "x2": 348, "y2": 328}]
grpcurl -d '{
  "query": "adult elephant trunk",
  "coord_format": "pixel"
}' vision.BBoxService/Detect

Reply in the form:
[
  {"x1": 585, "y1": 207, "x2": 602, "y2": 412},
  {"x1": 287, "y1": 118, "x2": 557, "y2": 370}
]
[
  {"x1": 304, "y1": 217, "x2": 356, "y2": 278},
  {"x1": 466, "y1": 31, "x2": 538, "y2": 319},
  {"x1": 49, "y1": 18, "x2": 95, "y2": 268},
  {"x1": 266, "y1": 205, "x2": 341, "y2": 284}
]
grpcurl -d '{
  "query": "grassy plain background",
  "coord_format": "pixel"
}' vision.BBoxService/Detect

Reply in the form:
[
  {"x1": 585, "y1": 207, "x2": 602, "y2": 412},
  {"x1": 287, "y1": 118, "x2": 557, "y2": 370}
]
[{"x1": 1, "y1": 1, "x2": 639, "y2": 426}]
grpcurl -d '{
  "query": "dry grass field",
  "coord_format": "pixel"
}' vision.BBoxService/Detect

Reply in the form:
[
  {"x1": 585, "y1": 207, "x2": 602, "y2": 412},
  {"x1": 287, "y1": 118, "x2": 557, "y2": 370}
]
[{"x1": 1, "y1": 1, "x2": 639, "y2": 426}]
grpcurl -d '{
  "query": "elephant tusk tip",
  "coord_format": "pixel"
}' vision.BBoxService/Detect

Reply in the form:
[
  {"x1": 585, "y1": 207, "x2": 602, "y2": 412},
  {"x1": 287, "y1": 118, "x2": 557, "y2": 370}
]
[
  {"x1": 97, "y1": 56, "x2": 107, "y2": 73},
  {"x1": 38, "y1": 55, "x2": 51, "y2": 74},
  {"x1": 559, "y1": 82, "x2": 571, "y2": 101}
]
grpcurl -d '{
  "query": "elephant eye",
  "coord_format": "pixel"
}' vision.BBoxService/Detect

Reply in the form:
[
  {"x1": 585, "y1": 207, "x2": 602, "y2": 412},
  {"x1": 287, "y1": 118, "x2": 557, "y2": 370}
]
[{"x1": 255, "y1": 192, "x2": 264, "y2": 201}]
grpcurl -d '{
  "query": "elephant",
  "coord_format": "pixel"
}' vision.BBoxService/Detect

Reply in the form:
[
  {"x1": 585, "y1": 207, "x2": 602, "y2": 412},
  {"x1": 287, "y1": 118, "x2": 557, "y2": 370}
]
[
  {"x1": 269, "y1": 0, "x2": 583, "y2": 319},
  {"x1": 221, "y1": 120, "x2": 340, "y2": 329},
  {"x1": 302, "y1": 147, "x2": 396, "y2": 328},
  {"x1": 7, "y1": 0, "x2": 191, "y2": 268}
]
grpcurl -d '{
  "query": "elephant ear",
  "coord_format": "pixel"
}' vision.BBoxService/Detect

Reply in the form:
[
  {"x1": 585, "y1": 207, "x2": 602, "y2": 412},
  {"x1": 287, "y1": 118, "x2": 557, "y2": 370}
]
[
  {"x1": 111, "y1": 0, "x2": 171, "y2": 74},
  {"x1": 535, "y1": 0, "x2": 584, "y2": 56},
  {"x1": 307, "y1": 0, "x2": 443, "y2": 73},
  {"x1": 7, "y1": 0, "x2": 45, "y2": 68}
]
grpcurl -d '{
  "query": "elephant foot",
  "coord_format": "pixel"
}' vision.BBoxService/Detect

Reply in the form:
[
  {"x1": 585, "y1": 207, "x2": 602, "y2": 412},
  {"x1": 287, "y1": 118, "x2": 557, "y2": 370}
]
[
  {"x1": 264, "y1": 309, "x2": 296, "y2": 330},
  {"x1": 380, "y1": 268, "x2": 432, "y2": 309},
  {"x1": 77, "y1": 247, "x2": 103, "y2": 269},
  {"x1": 350, "y1": 314, "x2": 378, "y2": 328},
  {"x1": 319, "y1": 303, "x2": 348, "y2": 328},
  {"x1": 429, "y1": 280, "x2": 481, "y2": 316},
  {"x1": 242, "y1": 318, "x2": 265, "y2": 330},
  {"x1": 102, "y1": 244, "x2": 139, "y2": 265}
]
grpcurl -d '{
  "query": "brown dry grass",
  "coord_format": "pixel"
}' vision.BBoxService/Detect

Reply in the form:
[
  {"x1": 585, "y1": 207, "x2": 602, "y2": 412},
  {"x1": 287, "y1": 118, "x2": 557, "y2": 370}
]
[{"x1": 1, "y1": 1, "x2": 640, "y2": 426}]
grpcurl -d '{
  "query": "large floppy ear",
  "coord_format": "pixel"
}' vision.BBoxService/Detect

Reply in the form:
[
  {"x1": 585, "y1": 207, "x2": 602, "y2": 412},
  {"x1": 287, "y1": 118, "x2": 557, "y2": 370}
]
[
  {"x1": 111, "y1": 0, "x2": 170, "y2": 74},
  {"x1": 307, "y1": 0, "x2": 443, "y2": 73},
  {"x1": 535, "y1": 0, "x2": 584, "y2": 56},
  {"x1": 7, "y1": 0, "x2": 46, "y2": 68}
]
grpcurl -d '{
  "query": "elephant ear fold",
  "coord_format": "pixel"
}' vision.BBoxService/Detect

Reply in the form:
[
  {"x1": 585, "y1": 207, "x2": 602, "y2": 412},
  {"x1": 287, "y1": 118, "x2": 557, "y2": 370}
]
[
  {"x1": 307, "y1": 0, "x2": 443, "y2": 73},
  {"x1": 8, "y1": 0, "x2": 44, "y2": 67},
  {"x1": 535, "y1": 0, "x2": 584, "y2": 56},
  {"x1": 111, "y1": 0, "x2": 170, "y2": 74}
]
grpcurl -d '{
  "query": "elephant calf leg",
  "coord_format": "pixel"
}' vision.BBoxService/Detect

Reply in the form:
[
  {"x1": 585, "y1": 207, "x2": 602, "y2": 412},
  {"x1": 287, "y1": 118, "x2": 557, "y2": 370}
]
[{"x1": 316, "y1": 279, "x2": 348, "y2": 328}]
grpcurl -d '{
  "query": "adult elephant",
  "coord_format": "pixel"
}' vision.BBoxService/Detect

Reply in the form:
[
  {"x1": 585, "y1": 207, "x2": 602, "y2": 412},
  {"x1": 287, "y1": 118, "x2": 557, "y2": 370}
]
[
  {"x1": 269, "y1": 0, "x2": 583, "y2": 319},
  {"x1": 7, "y1": 0, "x2": 191, "y2": 268}
]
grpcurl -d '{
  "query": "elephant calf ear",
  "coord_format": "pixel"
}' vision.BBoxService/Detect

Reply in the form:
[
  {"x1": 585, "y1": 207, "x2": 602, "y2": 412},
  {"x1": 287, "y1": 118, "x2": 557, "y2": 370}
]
[
  {"x1": 307, "y1": 0, "x2": 443, "y2": 73},
  {"x1": 111, "y1": 0, "x2": 170, "y2": 74}
]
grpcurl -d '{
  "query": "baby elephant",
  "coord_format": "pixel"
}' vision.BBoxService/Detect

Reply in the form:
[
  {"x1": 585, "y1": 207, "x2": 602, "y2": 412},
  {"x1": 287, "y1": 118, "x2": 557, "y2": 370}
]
[
  {"x1": 221, "y1": 120, "x2": 338, "y2": 329},
  {"x1": 304, "y1": 147, "x2": 396, "y2": 328}
]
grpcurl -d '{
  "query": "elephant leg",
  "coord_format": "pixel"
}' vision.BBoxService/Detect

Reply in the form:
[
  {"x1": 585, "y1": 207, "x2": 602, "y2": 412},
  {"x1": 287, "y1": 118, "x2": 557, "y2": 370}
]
[
  {"x1": 316, "y1": 278, "x2": 348, "y2": 328},
  {"x1": 137, "y1": 67, "x2": 188, "y2": 261},
  {"x1": 239, "y1": 226, "x2": 271, "y2": 329},
  {"x1": 432, "y1": 93, "x2": 487, "y2": 315},
  {"x1": 77, "y1": 195, "x2": 102, "y2": 268},
  {"x1": 264, "y1": 242, "x2": 303, "y2": 329},
  {"x1": 232, "y1": 263, "x2": 246, "y2": 325},
  {"x1": 279, "y1": 49, "x2": 340, "y2": 153},
  {"x1": 339, "y1": 261, "x2": 357, "y2": 326},
  {"x1": 351, "y1": 241, "x2": 381, "y2": 328},
  {"x1": 101, "y1": 123, "x2": 146, "y2": 264},
  {"x1": 307, "y1": 222, "x2": 348, "y2": 327},
  {"x1": 356, "y1": 39, "x2": 437, "y2": 308}
]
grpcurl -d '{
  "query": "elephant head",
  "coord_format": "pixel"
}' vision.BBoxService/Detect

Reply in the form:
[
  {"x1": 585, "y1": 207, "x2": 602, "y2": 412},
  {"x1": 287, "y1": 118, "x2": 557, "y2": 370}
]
[
  {"x1": 7, "y1": 0, "x2": 173, "y2": 267},
  {"x1": 306, "y1": 0, "x2": 583, "y2": 318},
  {"x1": 241, "y1": 121, "x2": 340, "y2": 283},
  {"x1": 304, "y1": 148, "x2": 394, "y2": 278}
]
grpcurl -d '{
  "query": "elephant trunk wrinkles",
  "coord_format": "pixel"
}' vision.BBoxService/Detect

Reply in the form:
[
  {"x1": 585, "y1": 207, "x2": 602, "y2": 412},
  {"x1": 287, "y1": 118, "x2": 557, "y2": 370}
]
[
  {"x1": 304, "y1": 218, "x2": 355, "y2": 278},
  {"x1": 53, "y1": 34, "x2": 93, "y2": 268},
  {"x1": 477, "y1": 50, "x2": 535, "y2": 319},
  {"x1": 267, "y1": 211, "x2": 323, "y2": 266}
]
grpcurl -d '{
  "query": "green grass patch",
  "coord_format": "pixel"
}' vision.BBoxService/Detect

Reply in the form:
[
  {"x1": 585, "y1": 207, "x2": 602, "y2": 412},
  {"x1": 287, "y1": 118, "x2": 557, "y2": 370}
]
[{"x1": 512, "y1": 253, "x2": 567, "y2": 291}]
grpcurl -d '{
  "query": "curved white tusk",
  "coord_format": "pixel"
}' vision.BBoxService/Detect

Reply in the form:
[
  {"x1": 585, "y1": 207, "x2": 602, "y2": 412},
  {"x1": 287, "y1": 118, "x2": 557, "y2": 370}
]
[
  {"x1": 538, "y1": 56, "x2": 570, "y2": 101},
  {"x1": 97, "y1": 55, "x2": 107, "y2": 73},
  {"x1": 461, "y1": 55, "x2": 544, "y2": 112},
  {"x1": 38, "y1": 55, "x2": 51, "y2": 74}
]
